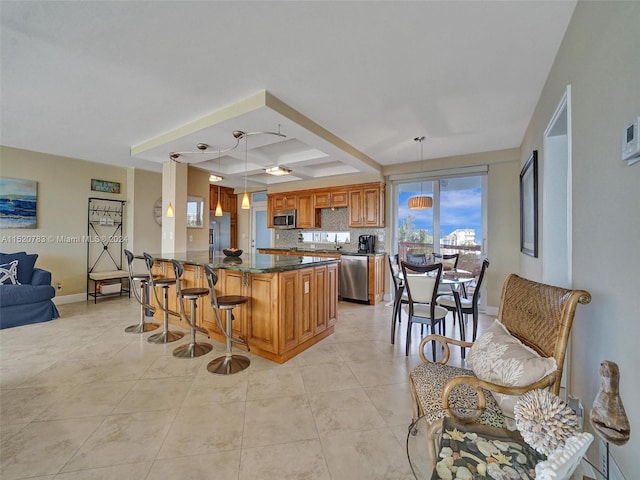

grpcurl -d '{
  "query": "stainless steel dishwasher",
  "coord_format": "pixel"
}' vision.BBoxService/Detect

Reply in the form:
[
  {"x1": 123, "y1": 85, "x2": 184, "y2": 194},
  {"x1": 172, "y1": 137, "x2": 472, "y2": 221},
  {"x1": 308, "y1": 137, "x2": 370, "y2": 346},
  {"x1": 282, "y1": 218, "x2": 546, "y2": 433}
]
[{"x1": 340, "y1": 255, "x2": 368, "y2": 302}]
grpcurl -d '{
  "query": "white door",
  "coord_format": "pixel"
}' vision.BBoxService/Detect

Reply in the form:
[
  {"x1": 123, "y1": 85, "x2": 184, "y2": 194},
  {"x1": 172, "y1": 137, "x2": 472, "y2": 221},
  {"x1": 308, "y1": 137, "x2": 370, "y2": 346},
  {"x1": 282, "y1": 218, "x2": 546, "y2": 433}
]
[{"x1": 251, "y1": 193, "x2": 271, "y2": 253}]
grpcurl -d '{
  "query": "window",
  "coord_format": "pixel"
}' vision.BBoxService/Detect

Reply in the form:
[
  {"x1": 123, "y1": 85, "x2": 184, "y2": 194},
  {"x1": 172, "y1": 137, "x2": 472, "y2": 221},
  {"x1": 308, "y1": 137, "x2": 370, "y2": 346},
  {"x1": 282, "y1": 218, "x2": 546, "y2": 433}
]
[{"x1": 394, "y1": 173, "x2": 484, "y2": 276}]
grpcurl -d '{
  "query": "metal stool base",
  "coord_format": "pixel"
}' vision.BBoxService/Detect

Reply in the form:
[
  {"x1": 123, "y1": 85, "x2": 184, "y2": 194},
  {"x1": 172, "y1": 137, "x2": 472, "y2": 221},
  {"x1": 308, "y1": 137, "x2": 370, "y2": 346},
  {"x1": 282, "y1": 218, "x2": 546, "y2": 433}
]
[
  {"x1": 207, "y1": 354, "x2": 250, "y2": 375},
  {"x1": 172, "y1": 342, "x2": 213, "y2": 358},
  {"x1": 148, "y1": 330, "x2": 184, "y2": 344},
  {"x1": 125, "y1": 322, "x2": 160, "y2": 334}
]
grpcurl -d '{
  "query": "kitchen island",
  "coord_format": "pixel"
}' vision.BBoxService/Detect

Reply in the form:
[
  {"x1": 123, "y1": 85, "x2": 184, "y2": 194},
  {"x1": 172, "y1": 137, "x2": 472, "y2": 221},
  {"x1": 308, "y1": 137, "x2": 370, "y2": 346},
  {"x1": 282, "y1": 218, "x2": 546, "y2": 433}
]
[{"x1": 148, "y1": 251, "x2": 338, "y2": 363}]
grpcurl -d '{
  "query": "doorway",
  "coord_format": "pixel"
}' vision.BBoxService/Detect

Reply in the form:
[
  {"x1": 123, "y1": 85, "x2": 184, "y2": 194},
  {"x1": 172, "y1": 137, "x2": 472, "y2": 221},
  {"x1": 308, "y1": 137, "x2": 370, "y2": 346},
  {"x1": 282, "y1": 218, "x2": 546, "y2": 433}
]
[
  {"x1": 250, "y1": 192, "x2": 271, "y2": 253},
  {"x1": 543, "y1": 85, "x2": 572, "y2": 288},
  {"x1": 543, "y1": 85, "x2": 572, "y2": 396}
]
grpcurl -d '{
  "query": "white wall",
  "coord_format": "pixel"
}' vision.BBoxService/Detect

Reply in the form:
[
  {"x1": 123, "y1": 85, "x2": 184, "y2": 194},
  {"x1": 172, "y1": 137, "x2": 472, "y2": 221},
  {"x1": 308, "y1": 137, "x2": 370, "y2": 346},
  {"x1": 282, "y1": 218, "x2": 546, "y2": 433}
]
[{"x1": 521, "y1": 1, "x2": 639, "y2": 473}]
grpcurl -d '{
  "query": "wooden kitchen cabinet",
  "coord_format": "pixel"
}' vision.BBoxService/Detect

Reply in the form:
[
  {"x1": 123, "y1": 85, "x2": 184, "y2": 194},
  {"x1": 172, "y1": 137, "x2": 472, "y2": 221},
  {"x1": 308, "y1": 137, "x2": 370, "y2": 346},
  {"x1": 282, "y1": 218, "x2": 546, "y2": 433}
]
[
  {"x1": 210, "y1": 185, "x2": 236, "y2": 213},
  {"x1": 267, "y1": 182, "x2": 383, "y2": 229},
  {"x1": 279, "y1": 269, "x2": 315, "y2": 353},
  {"x1": 271, "y1": 193, "x2": 297, "y2": 211},
  {"x1": 152, "y1": 257, "x2": 338, "y2": 364},
  {"x1": 296, "y1": 192, "x2": 320, "y2": 228},
  {"x1": 348, "y1": 183, "x2": 385, "y2": 227},
  {"x1": 368, "y1": 255, "x2": 386, "y2": 305},
  {"x1": 313, "y1": 188, "x2": 348, "y2": 209},
  {"x1": 327, "y1": 262, "x2": 338, "y2": 325}
]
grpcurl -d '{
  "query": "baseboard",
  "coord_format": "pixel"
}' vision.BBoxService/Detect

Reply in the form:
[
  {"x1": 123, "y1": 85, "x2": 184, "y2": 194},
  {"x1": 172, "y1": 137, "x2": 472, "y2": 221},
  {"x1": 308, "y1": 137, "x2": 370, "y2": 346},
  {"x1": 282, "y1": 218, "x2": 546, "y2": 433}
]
[
  {"x1": 53, "y1": 293, "x2": 87, "y2": 305},
  {"x1": 484, "y1": 305, "x2": 498, "y2": 316}
]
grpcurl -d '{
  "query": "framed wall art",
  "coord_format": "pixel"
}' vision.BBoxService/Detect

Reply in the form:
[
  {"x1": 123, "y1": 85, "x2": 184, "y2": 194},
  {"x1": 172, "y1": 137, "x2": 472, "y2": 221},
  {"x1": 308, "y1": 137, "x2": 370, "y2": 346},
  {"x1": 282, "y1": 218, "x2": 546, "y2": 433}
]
[
  {"x1": 0, "y1": 177, "x2": 37, "y2": 228},
  {"x1": 91, "y1": 179, "x2": 121, "y2": 194},
  {"x1": 520, "y1": 150, "x2": 538, "y2": 257}
]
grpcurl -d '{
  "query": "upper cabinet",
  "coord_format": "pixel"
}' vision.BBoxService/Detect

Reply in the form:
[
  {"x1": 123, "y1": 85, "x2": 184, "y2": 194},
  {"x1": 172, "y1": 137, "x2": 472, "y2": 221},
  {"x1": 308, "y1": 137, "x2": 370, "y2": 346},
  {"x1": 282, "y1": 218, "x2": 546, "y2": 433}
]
[
  {"x1": 267, "y1": 182, "x2": 385, "y2": 229},
  {"x1": 210, "y1": 185, "x2": 236, "y2": 214},
  {"x1": 271, "y1": 193, "x2": 297, "y2": 211},
  {"x1": 348, "y1": 183, "x2": 385, "y2": 227},
  {"x1": 297, "y1": 193, "x2": 321, "y2": 229},
  {"x1": 313, "y1": 189, "x2": 348, "y2": 209}
]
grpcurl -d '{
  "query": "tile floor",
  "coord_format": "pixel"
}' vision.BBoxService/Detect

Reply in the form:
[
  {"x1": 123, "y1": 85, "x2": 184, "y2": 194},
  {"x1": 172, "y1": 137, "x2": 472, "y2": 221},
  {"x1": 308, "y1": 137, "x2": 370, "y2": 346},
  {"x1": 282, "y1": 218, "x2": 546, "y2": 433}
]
[{"x1": 0, "y1": 297, "x2": 491, "y2": 480}]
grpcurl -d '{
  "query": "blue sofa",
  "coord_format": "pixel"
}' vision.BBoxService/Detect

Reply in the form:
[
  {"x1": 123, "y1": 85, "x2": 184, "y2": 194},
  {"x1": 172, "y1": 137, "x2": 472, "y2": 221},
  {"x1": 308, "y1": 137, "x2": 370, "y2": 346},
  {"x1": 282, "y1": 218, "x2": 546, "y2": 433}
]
[{"x1": 0, "y1": 252, "x2": 60, "y2": 329}]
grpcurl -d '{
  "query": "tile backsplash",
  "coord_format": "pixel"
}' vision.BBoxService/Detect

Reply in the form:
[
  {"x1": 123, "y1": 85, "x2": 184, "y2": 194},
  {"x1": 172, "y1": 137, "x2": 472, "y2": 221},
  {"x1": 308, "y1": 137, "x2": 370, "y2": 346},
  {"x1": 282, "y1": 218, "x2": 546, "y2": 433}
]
[{"x1": 273, "y1": 207, "x2": 385, "y2": 252}]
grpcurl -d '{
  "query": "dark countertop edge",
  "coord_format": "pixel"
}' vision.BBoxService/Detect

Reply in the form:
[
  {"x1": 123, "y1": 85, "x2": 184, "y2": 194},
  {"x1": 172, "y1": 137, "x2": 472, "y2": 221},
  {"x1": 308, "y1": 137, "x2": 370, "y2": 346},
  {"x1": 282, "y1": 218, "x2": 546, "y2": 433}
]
[
  {"x1": 260, "y1": 248, "x2": 386, "y2": 257},
  {"x1": 151, "y1": 254, "x2": 339, "y2": 274}
]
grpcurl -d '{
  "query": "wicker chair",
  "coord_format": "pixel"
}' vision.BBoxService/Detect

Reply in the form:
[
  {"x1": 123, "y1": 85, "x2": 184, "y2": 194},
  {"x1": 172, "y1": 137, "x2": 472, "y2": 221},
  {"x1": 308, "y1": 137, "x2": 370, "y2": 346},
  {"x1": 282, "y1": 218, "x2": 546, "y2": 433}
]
[{"x1": 408, "y1": 273, "x2": 591, "y2": 466}]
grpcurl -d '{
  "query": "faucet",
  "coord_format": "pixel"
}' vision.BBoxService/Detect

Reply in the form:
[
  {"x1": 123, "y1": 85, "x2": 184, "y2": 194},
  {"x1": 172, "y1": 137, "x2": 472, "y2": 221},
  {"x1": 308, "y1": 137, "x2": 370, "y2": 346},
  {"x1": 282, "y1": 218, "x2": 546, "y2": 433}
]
[{"x1": 334, "y1": 234, "x2": 342, "y2": 251}]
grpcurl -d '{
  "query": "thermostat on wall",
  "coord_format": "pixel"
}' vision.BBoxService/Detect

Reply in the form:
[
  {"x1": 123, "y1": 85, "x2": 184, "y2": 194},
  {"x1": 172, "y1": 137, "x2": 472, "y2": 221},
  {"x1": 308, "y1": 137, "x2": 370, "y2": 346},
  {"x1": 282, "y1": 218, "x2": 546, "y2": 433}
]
[{"x1": 622, "y1": 116, "x2": 640, "y2": 165}]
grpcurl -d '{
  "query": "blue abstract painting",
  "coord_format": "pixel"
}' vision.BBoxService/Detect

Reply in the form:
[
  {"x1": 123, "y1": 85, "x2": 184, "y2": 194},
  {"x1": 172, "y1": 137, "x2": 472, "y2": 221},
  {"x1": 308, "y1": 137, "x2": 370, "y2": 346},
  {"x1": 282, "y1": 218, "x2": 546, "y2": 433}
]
[{"x1": 0, "y1": 177, "x2": 37, "y2": 228}]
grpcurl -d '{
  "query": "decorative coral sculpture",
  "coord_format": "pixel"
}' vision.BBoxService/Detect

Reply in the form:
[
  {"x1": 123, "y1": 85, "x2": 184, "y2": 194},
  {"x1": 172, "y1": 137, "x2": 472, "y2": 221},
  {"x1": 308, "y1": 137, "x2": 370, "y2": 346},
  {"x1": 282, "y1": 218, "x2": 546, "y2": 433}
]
[{"x1": 513, "y1": 389, "x2": 580, "y2": 456}]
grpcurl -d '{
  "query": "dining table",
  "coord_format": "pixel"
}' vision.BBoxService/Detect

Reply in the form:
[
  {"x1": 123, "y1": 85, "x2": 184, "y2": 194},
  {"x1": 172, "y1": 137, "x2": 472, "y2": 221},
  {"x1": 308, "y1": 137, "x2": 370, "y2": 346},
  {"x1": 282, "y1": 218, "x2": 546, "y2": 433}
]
[{"x1": 392, "y1": 267, "x2": 475, "y2": 350}]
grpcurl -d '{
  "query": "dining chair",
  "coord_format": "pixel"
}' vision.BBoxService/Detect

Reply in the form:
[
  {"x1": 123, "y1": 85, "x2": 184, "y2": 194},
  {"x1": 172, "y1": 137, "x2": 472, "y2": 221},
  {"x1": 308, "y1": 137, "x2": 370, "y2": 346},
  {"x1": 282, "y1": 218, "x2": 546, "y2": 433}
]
[
  {"x1": 437, "y1": 258, "x2": 490, "y2": 343},
  {"x1": 405, "y1": 253, "x2": 428, "y2": 265},
  {"x1": 388, "y1": 254, "x2": 409, "y2": 344},
  {"x1": 433, "y1": 253, "x2": 462, "y2": 297},
  {"x1": 432, "y1": 253, "x2": 459, "y2": 269},
  {"x1": 401, "y1": 261, "x2": 448, "y2": 358}
]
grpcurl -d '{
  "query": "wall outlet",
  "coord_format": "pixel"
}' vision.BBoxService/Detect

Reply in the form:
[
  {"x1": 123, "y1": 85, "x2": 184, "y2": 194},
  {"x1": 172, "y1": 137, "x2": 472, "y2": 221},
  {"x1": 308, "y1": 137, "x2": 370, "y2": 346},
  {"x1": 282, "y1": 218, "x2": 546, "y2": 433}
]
[{"x1": 56, "y1": 283, "x2": 62, "y2": 291}]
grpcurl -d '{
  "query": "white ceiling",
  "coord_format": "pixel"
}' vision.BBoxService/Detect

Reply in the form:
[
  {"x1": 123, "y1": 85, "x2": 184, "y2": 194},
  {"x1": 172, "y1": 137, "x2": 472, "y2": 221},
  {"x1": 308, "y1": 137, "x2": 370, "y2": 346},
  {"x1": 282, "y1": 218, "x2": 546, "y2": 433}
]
[{"x1": 1, "y1": 1, "x2": 576, "y2": 188}]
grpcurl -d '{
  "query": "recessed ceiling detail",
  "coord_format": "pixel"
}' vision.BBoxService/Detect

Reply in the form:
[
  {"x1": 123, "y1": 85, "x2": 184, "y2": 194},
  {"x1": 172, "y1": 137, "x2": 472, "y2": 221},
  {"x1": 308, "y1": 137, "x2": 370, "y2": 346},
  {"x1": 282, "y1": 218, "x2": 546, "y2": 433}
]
[{"x1": 131, "y1": 91, "x2": 381, "y2": 187}]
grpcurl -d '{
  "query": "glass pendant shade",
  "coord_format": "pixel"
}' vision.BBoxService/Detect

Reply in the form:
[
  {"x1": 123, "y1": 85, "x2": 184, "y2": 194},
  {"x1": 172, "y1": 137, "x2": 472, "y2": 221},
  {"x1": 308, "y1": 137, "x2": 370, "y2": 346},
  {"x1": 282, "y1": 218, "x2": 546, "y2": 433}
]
[
  {"x1": 166, "y1": 202, "x2": 174, "y2": 217},
  {"x1": 214, "y1": 200, "x2": 223, "y2": 217},
  {"x1": 241, "y1": 192, "x2": 250, "y2": 209}
]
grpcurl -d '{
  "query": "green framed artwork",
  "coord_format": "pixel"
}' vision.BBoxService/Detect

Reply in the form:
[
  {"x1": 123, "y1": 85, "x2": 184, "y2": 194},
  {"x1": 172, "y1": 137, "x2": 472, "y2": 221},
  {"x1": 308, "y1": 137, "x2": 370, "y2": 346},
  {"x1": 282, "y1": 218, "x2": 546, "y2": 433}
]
[{"x1": 91, "y1": 179, "x2": 121, "y2": 194}]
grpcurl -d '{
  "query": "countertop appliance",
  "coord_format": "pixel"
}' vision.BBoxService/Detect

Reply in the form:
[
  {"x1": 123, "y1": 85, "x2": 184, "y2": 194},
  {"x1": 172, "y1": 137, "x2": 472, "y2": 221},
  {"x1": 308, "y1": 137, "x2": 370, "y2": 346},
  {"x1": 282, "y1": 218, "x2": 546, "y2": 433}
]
[
  {"x1": 340, "y1": 255, "x2": 369, "y2": 302},
  {"x1": 358, "y1": 234, "x2": 375, "y2": 253},
  {"x1": 272, "y1": 209, "x2": 296, "y2": 229}
]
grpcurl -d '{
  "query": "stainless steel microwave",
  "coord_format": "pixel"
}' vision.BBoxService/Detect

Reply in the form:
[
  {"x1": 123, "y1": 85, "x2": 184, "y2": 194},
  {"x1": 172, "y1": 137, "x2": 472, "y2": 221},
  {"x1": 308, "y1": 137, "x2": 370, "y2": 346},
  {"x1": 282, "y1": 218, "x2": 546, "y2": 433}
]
[{"x1": 272, "y1": 209, "x2": 296, "y2": 229}]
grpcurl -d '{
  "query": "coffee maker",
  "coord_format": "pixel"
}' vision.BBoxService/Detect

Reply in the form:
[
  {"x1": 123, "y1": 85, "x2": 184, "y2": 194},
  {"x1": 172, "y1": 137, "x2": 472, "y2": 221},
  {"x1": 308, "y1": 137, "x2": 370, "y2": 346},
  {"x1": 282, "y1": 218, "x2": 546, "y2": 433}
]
[{"x1": 358, "y1": 235, "x2": 375, "y2": 253}]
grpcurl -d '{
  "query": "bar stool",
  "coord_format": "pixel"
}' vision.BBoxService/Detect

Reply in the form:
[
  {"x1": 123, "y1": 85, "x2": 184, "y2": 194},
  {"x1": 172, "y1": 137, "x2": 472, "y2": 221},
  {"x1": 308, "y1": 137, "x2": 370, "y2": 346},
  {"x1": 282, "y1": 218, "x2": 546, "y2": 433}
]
[
  {"x1": 123, "y1": 250, "x2": 160, "y2": 334},
  {"x1": 143, "y1": 253, "x2": 184, "y2": 344},
  {"x1": 204, "y1": 265, "x2": 250, "y2": 374},
  {"x1": 171, "y1": 260, "x2": 213, "y2": 358}
]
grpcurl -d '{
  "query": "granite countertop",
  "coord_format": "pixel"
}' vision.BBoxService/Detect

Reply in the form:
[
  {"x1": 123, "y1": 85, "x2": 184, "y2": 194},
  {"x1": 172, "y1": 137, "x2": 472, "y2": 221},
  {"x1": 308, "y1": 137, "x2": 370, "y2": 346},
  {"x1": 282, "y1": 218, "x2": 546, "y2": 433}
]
[
  {"x1": 260, "y1": 247, "x2": 386, "y2": 257},
  {"x1": 149, "y1": 251, "x2": 339, "y2": 274}
]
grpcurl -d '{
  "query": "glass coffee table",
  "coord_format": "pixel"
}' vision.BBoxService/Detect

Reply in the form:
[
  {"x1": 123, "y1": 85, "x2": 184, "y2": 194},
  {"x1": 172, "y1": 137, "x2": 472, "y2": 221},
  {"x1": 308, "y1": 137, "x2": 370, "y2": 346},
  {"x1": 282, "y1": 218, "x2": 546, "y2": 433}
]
[{"x1": 406, "y1": 411, "x2": 605, "y2": 480}]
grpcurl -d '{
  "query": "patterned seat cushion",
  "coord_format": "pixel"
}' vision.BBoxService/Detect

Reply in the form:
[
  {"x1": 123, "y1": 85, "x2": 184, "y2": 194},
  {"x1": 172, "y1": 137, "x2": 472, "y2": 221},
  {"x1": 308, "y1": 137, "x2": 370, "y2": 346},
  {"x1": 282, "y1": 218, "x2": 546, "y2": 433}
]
[{"x1": 410, "y1": 362, "x2": 506, "y2": 429}]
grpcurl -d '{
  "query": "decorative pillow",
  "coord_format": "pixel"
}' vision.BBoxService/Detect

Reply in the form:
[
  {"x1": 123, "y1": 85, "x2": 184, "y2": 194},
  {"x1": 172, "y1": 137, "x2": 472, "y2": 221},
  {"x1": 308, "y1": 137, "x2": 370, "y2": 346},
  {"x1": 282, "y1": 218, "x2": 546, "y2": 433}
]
[
  {"x1": 467, "y1": 319, "x2": 557, "y2": 417},
  {"x1": 0, "y1": 260, "x2": 21, "y2": 285},
  {"x1": 0, "y1": 252, "x2": 38, "y2": 284}
]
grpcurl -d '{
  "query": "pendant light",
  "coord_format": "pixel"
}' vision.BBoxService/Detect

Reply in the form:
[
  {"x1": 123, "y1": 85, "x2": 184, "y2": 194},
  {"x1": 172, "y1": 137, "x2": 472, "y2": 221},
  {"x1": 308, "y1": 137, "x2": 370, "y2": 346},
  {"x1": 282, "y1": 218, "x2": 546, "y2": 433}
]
[
  {"x1": 241, "y1": 134, "x2": 251, "y2": 209},
  {"x1": 214, "y1": 149, "x2": 223, "y2": 217},
  {"x1": 408, "y1": 136, "x2": 433, "y2": 209}
]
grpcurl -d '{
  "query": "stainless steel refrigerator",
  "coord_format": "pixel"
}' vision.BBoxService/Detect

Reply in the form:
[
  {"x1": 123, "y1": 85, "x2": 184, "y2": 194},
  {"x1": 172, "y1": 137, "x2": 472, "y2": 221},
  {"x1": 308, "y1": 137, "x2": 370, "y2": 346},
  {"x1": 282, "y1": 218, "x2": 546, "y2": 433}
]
[{"x1": 209, "y1": 212, "x2": 231, "y2": 254}]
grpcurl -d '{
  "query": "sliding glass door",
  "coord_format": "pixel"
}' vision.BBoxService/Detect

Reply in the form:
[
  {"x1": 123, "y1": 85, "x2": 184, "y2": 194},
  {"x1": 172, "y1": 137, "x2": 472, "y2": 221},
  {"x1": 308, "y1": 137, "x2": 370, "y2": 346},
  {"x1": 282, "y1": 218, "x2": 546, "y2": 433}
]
[{"x1": 395, "y1": 174, "x2": 484, "y2": 276}]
